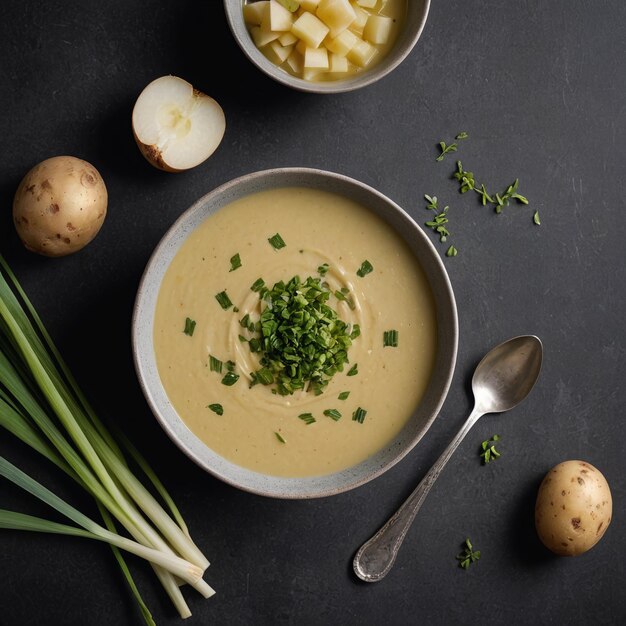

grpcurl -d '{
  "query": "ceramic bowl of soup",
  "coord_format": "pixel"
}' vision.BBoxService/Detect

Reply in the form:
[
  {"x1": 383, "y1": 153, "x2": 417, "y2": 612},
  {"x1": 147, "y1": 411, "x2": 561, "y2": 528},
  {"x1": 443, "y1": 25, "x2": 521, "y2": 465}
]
[
  {"x1": 132, "y1": 168, "x2": 457, "y2": 498},
  {"x1": 223, "y1": 0, "x2": 431, "y2": 93}
]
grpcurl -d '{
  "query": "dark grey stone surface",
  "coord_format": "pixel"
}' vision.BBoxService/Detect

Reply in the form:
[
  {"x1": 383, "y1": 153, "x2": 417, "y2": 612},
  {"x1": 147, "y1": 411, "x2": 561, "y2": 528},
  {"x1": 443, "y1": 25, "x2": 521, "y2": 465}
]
[{"x1": 0, "y1": 1, "x2": 624, "y2": 624}]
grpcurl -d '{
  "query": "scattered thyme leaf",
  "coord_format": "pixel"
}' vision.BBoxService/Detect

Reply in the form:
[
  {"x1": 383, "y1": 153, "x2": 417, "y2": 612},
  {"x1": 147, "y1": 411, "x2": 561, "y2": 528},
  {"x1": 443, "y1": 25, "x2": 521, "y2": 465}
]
[
  {"x1": 446, "y1": 245, "x2": 458, "y2": 257},
  {"x1": 436, "y1": 140, "x2": 458, "y2": 162},
  {"x1": 533, "y1": 210, "x2": 541, "y2": 225},
  {"x1": 479, "y1": 435, "x2": 501, "y2": 464},
  {"x1": 456, "y1": 538, "x2": 480, "y2": 570}
]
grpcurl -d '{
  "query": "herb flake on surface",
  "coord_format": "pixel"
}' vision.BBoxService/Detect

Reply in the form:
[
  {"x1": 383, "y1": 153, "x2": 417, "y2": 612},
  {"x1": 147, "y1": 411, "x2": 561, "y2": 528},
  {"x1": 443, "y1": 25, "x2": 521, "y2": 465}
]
[
  {"x1": 457, "y1": 538, "x2": 480, "y2": 570},
  {"x1": 183, "y1": 317, "x2": 196, "y2": 336}
]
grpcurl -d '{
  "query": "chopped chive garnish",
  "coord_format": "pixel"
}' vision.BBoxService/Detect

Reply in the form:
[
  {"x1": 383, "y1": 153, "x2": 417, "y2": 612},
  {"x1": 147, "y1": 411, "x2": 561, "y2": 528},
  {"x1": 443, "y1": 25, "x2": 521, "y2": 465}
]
[
  {"x1": 268, "y1": 233, "x2": 286, "y2": 250},
  {"x1": 233, "y1": 306, "x2": 239, "y2": 313},
  {"x1": 352, "y1": 407, "x2": 367, "y2": 423},
  {"x1": 318, "y1": 263, "x2": 329, "y2": 276},
  {"x1": 229, "y1": 253, "x2": 242, "y2": 272},
  {"x1": 183, "y1": 317, "x2": 196, "y2": 336},
  {"x1": 338, "y1": 391, "x2": 350, "y2": 401},
  {"x1": 356, "y1": 260, "x2": 373, "y2": 277},
  {"x1": 245, "y1": 275, "x2": 354, "y2": 396},
  {"x1": 347, "y1": 363, "x2": 358, "y2": 376},
  {"x1": 350, "y1": 324, "x2": 361, "y2": 340},
  {"x1": 215, "y1": 290, "x2": 233, "y2": 310},
  {"x1": 275, "y1": 431, "x2": 286, "y2": 443},
  {"x1": 250, "y1": 278, "x2": 265, "y2": 292},
  {"x1": 533, "y1": 210, "x2": 541, "y2": 225},
  {"x1": 207, "y1": 404, "x2": 223, "y2": 416},
  {"x1": 255, "y1": 367, "x2": 274, "y2": 385},
  {"x1": 383, "y1": 330, "x2": 399, "y2": 347},
  {"x1": 324, "y1": 409, "x2": 342, "y2": 421},
  {"x1": 209, "y1": 355, "x2": 223, "y2": 373},
  {"x1": 221, "y1": 372, "x2": 240, "y2": 386},
  {"x1": 225, "y1": 360, "x2": 236, "y2": 372},
  {"x1": 238, "y1": 334, "x2": 247, "y2": 342},
  {"x1": 298, "y1": 413, "x2": 316, "y2": 425},
  {"x1": 240, "y1": 314, "x2": 250, "y2": 328}
]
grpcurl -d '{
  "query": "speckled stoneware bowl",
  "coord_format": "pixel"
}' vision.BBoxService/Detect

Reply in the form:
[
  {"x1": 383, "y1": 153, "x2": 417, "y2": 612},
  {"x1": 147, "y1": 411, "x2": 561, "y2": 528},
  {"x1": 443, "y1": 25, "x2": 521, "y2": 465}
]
[
  {"x1": 223, "y1": 0, "x2": 431, "y2": 94},
  {"x1": 132, "y1": 168, "x2": 457, "y2": 498}
]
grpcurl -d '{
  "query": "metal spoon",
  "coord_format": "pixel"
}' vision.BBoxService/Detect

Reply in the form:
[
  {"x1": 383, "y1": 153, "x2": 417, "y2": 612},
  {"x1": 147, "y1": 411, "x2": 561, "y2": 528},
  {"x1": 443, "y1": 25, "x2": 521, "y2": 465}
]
[{"x1": 353, "y1": 335, "x2": 543, "y2": 582}]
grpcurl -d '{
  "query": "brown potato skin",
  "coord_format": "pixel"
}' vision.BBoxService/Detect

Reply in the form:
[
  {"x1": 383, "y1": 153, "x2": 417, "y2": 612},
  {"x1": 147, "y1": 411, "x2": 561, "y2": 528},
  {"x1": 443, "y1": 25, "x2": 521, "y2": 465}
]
[
  {"x1": 13, "y1": 156, "x2": 107, "y2": 257},
  {"x1": 535, "y1": 460, "x2": 612, "y2": 556}
]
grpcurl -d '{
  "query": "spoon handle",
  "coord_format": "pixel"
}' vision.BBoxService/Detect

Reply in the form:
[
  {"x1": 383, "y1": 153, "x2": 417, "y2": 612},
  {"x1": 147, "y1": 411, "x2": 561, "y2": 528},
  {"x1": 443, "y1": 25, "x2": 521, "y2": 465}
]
[{"x1": 353, "y1": 406, "x2": 483, "y2": 582}]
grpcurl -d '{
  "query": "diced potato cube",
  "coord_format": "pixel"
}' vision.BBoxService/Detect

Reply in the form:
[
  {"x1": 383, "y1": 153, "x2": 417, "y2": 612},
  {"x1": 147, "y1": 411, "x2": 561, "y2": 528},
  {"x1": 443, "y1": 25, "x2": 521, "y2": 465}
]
[
  {"x1": 363, "y1": 14, "x2": 393, "y2": 44},
  {"x1": 292, "y1": 12, "x2": 329, "y2": 48},
  {"x1": 356, "y1": 0, "x2": 377, "y2": 8},
  {"x1": 379, "y1": 0, "x2": 402, "y2": 18},
  {"x1": 347, "y1": 37, "x2": 377, "y2": 66},
  {"x1": 279, "y1": 31, "x2": 299, "y2": 46},
  {"x1": 269, "y1": 40, "x2": 294, "y2": 63},
  {"x1": 296, "y1": 39, "x2": 308, "y2": 55},
  {"x1": 303, "y1": 67, "x2": 323, "y2": 81},
  {"x1": 243, "y1": 1, "x2": 270, "y2": 25},
  {"x1": 325, "y1": 29, "x2": 357, "y2": 56},
  {"x1": 328, "y1": 53, "x2": 349, "y2": 72},
  {"x1": 300, "y1": 0, "x2": 321, "y2": 11},
  {"x1": 316, "y1": 0, "x2": 356, "y2": 38},
  {"x1": 250, "y1": 26, "x2": 281, "y2": 48},
  {"x1": 350, "y1": 4, "x2": 369, "y2": 31},
  {"x1": 262, "y1": 0, "x2": 295, "y2": 32},
  {"x1": 286, "y1": 49, "x2": 304, "y2": 74},
  {"x1": 304, "y1": 46, "x2": 329, "y2": 69}
]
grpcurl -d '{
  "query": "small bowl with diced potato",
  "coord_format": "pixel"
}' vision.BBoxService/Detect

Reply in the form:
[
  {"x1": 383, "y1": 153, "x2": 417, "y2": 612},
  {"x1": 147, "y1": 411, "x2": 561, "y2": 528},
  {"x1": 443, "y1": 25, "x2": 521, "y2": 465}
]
[{"x1": 224, "y1": 0, "x2": 430, "y2": 93}]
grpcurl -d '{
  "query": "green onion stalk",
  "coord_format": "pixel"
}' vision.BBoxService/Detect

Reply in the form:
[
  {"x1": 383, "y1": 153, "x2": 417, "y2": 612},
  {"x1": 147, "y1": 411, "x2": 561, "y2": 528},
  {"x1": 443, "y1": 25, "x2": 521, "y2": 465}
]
[{"x1": 0, "y1": 254, "x2": 213, "y2": 622}]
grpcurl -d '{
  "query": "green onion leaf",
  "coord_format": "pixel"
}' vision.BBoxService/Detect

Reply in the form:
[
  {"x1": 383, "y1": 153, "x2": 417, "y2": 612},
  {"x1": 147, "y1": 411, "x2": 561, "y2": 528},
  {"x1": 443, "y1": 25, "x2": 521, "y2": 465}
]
[
  {"x1": 383, "y1": 330, "x2": 398, "y2": 347},
  {"x1": 324, "y1": 409, "x2": 342, "y2": 421},
  {"x1": 347, "y1": 363, "x2": 358, "y2": 376},
  {"x1": 183, "y1": 318, "x2": 196, "y2": 336},
  {"x1": 298, "y1": 413, "x2": 316, "y2": 425},
  {"x1": 207, "y1": 404, "x2": 223, "y2": 416},
  {"x1": 229, "y1": 253, "x2": 242, "y2": 272},
  {"x1": 209, "y1": 355, "x2": 223, "y2": 373},
  {"x1": 352, "y1": 407, "x2": 367, "y2": 423},
  {"x1": 268, "y1": 233, "x2": 286, "y2": 250},
  {"x1": 356, "y1": 260, "x2": 374, "y2": 278},
  {"x1": 215, "y1": 290, "x2": 233, "y2": 310},
  {"x1": 250, "y1": 278, "x2": 265, "y2": 293},
  {"x1": 338, "y1": 391, "x2": 350, "y2": 401},
  {"x1": 221, "y1": 372, "x2": 239, "y2": 386}
]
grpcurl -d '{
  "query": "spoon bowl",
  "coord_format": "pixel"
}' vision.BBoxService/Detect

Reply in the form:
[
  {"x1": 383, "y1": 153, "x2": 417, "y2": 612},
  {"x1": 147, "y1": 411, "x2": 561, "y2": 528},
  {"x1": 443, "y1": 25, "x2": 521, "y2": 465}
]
[
  {"x1": 353, "y1": 335, "x2": 543, "y2": 582},
  {"x1": 472, "y1": 335, "x2": 543, "y2": 414}
]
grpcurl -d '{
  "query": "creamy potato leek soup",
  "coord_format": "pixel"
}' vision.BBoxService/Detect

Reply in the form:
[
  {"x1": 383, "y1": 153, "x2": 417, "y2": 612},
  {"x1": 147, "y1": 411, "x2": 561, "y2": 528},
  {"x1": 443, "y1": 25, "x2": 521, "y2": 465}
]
[{"x1": 154, "y1": 187, "x2": 437, "y2": 477}]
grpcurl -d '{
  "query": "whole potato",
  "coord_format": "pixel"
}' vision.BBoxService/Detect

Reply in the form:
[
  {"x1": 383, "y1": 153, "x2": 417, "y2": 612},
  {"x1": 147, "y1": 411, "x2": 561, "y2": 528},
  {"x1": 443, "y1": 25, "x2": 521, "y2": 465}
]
[
  {"x1": 13, "y1": 156, "x2": 107, "y2": 257},
  {"x1": 535, "y1": 460, "x2": 612, "y2": 556}
]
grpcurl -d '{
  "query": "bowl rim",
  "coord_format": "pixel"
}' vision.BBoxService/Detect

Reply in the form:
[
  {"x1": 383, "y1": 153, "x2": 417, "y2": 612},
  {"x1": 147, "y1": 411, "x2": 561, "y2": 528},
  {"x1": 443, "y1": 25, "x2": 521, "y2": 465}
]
[
  {"x1": 132, "y1": 167, "x2": 458, "y2": 498},
  {"x1": 223, "y1": 0, "x2": 432, "y2": 94}
]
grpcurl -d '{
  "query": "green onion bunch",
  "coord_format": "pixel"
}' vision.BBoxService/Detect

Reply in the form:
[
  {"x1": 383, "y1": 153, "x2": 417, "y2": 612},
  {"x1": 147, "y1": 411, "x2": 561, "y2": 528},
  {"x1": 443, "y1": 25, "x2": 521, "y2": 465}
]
[{"x1": 0, "y1": 254, "x2": 212, "y2": 622}]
